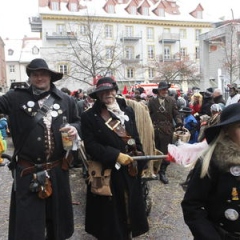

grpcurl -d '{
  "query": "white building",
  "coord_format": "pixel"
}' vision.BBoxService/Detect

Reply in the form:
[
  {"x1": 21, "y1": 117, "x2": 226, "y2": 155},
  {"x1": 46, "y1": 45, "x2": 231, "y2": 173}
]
[
  {"x1": 28, "y1": 0, "x2": 222, "y2": 92},
  {"x1": 4, "y1": 37, "x2": 42, "y2": 91}
]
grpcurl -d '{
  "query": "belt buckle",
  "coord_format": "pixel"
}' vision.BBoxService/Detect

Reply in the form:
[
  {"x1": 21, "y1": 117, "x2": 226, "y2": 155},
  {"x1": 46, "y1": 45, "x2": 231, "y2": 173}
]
[{"x1": 105, "y1": 118, "x2": 120, "y2": 130}]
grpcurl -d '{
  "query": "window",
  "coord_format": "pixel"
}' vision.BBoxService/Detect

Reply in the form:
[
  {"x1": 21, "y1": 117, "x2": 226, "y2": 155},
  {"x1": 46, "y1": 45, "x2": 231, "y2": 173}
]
[
  {"x1": 127, "y1": 68, "x2": 134, "y2": 78},
  {"x1": 80, "y1": 25, "x2": 87, "y2": 35},
  {"x1": 51, "y1": 2, "x2": 59, "y2": 10},
  {"x1": 196, "y1": 11, "x2": 202, "y2": 19},
  {"x1": 57, "y1": 24, "x2": 66, "y2": 35},
  {"x1": 125, "y1": 46, "x2": 134, "y2": 59},
  {"x1": 9, "y1": 65, "x2": 15, "y2": 73},
  {"x1": 8, "y1": 49, "x2": 14, "y2": 55},
  {"x1": 147, "y1": 45, "x2": 155, "y2": 59},
  {"x1": 147, "y1": 27, "x2": 154, "y2": 40},
  {"x1": 164, "y1": 46, "x2": 171, "y2": 60},
  {"x1": 142, "y1": 7, "x2": 149, "y2": 16},
  {"x1": 70, "y1": 3, "x2": 77, "y2": 12},
  {"x1": 105, "y1": 25, "x2": 113, "y2": 38},
  {"x1": 125, "y1": 26, "x2": 133, "y2": 37},
  {"x1": 195, "y1": 29, "x2": 201, "y2": 41},
  {"x1": 107, "y1": 5, "x2": 115, "y2": 13},
  {"x1": 180, "y1": 29, "x2": 187, "y2": 39},
  {"x1": 130, "y1": 6, "x2": 137, "y2": 14},
  {"x1": 148, "y1": 68, "x2": 154, "y2": 78},
  {"x1": 106, "y1": 46, "x2": 113, "y2": 59},
  {"x1": 32, "y1": 46, "x2": 39, "y2": 55},
  {"x1": 159, "y1": 8, "x2": 165, "y2": 17},
  {"x1": 195, "y1": 47, "x2": 200, "y2": 59},
  {"x1": 59, "y1": 64, "x2": 68, "y2": 74},
  {"x1": 10, "y1": 79, "x2": 16, "y2": 83},
  {"x1": 180, "y1": 48, "x2": 187, "y2": 57}
]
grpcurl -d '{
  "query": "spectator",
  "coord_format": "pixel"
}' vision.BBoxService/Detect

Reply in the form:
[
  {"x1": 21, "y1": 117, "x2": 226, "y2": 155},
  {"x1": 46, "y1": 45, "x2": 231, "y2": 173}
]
[
  {"x1": 212, "y1": 88, "x2": 225, "y2": 109},
  {"x1": 226, "y1": 83, "x2": 240, "y2": 106},
  {"x1": 179, "y1": 107, "x2": 199, "y2": 144}
]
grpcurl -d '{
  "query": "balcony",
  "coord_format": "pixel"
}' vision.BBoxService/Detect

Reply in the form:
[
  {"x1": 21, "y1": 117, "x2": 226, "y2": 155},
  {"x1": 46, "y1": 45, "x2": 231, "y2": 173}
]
[
  {"x1": 45, "y1": 31, "x2": 77, "y2": 40},
  {"x1": 158, "y1": 53, "x2": 181, "y2": 62},
  {"x1": 158, "y1": 33, "x2": 180, "y2": 43},
  {"x1": 29, "y1": 16, "x2": 42, "y2": 32},
  {"x1": 120, "y1": 35, "x2": 142, "y2": 42},
  {"x1": 121, "y1": 57, "x2": 141, "y2": 64}
]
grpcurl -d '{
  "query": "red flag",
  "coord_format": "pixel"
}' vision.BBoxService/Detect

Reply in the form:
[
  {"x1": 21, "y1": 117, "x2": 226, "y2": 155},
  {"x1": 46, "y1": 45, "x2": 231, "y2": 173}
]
[{"x1": 122, "y1": 85, "x2": 128, "y2": 95}]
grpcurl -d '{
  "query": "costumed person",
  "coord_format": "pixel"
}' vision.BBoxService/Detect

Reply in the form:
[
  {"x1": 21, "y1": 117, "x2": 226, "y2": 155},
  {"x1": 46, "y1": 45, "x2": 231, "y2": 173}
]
[
  {"x1": 179, "y1": 107, "x2": 199, "y2": 144},
  {"x1": 212, "y1": 88, "x2": 225, "y2": 110},
  {"x1": 189, "y1": 92, "x2": 203, "y2": 117},
  {"x1": 181, "y1": 103, "x2": 240, "y2": 240},
  {"x1": 197, "y1": 103, "x2": 222, "y2": 142},
  {"x1": 148, "y1": 81, "x2": 183, "y2": 184},
  {"x1": 0, "y1": 58, "x2": 80, "y2": 240},
  {"x1": 81, "y1": 77, "x2": 149, "y2": 240},
  {"x1": 226, "y1": 83, "x2": 240, "y2": 106}
]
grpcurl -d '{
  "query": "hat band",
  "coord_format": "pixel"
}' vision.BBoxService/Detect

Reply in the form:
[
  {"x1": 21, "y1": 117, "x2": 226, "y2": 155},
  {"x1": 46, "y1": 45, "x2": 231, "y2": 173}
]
[{"x1": 97, "y1": 83, "x2": 114, "y2": 89}]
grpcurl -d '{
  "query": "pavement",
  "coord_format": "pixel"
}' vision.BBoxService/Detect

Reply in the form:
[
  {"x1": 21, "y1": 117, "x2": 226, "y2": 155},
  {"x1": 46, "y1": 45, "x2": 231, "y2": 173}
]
[{"x1": 0, "y1": 137, "x2": 193, "y2": 240}]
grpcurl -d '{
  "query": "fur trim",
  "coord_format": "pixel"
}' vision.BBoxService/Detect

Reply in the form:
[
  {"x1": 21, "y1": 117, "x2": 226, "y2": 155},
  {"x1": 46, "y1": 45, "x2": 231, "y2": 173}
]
[{"x1": 213, "y1": 136, "x2": 240, "y2": 171}]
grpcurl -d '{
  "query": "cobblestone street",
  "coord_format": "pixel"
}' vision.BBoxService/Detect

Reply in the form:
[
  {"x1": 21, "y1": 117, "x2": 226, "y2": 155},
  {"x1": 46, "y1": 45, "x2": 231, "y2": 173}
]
[{"x1": 0, "y1": 137, "x2": 193, "y2": 240}]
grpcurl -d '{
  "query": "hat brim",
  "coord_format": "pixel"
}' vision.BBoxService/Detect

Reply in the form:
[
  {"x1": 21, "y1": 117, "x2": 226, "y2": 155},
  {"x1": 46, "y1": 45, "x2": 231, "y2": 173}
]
[
  {"x1": 179, "y1": 109, "x2": 192, "y2": 113},
  {"x1": 205, "y1": 115, "x2": 240, "y2": 144},
  {"x1": 89, "y1": 86, "x2": 117, "y2": 99},
  {"x1": 152, "y1": 84, "x2": 171, "y2": 94},
  {"x1": 26, "y1": 67, "x2": 63, "y2": 82}
]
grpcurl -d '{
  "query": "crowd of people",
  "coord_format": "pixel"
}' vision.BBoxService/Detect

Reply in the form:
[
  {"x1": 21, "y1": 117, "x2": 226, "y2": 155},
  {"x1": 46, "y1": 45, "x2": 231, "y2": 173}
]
[{"x1": 1, "y1": 57, "x2": 240, "y2": 240}]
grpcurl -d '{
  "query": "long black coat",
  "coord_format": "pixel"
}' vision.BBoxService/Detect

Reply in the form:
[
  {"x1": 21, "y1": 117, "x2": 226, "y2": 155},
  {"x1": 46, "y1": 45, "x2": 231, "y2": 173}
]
[
  {"x1": 81, "y1": 97, "x2": 149, "y2": 240},
  {"x1": 0, "y1": 84, "x2": 80, "y2": 240},
  {"x1": 182, "y1": 138, "x2": 240, "y2": 240}
]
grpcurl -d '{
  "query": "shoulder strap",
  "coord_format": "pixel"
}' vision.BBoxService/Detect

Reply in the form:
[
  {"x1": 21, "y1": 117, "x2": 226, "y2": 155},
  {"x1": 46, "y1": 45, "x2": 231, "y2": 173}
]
[{"x1": 13, "y1": 95, "x2": 55, "y2": 159}]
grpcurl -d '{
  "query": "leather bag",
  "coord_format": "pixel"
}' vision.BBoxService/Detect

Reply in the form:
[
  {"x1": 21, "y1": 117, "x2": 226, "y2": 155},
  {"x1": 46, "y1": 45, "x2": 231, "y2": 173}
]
[{"x1": 87, "y1": 160, "x2": 112, "y2": 196}]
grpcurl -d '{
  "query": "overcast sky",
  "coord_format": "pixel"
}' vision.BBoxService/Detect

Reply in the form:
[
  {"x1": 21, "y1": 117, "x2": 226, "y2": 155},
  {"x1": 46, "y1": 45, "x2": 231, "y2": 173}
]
[{"x1": 0, "y1": 0, "x2": 239, "y2": 39}]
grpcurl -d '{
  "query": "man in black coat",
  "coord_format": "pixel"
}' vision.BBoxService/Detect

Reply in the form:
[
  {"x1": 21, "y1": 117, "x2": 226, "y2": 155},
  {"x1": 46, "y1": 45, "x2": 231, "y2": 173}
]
[
  {"x1": 81, "y1": 77, "x2": 149, "y2": 240},
  {"x1": 0, "y1": 58, "x2": 80, "y2": 240}
]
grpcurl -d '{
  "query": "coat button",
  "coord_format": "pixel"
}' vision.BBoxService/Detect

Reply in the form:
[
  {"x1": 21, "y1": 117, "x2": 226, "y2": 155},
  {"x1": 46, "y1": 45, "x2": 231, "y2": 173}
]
[
  {"x1": 37, "y1": 158, "x2": 41, "y2": 162},
  {"x1": 37, "y1": 137, "x2": 42, "y2": 141}
]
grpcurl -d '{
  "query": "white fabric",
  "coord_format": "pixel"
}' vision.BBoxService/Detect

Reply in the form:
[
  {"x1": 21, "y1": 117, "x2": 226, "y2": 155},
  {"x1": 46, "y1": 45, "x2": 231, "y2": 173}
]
[{"x1": 105, "y1": 100, "x2": 129, "y2": 125}]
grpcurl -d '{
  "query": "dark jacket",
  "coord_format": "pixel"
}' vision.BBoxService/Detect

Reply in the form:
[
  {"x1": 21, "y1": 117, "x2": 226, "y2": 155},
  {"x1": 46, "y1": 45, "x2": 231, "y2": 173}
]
[
  {"x1": 0, "y1": 84, "x2": 80, "y2": 240},
  {"x1": 182, "y1": 137, "x2": 240, "y2": 240},
  {"x1": 148, "y1": 96, "x2": 182, "y2": 153},
  {"x1": 81, "y1": 97, "x2": 149, "y2": 240}
]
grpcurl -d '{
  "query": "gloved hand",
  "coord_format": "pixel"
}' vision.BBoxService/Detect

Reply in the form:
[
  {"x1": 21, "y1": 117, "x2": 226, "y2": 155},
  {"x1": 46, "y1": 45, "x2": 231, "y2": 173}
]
[
  {"x1": 117, "y1": 153, "x2": 133, "y2": 166},
  {"x1": 175, "y1": 122, "x2": 183, "y2": 129}
]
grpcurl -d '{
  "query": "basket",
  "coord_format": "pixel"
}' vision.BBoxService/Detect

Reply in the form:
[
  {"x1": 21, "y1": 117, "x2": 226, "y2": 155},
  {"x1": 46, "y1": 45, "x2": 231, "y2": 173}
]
[{"x1": 173, "y1": 127, "x2": 191, "y2": 143}]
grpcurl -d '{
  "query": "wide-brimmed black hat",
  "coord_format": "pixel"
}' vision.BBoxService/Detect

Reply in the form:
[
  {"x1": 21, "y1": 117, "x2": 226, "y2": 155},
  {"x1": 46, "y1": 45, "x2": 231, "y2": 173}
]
[
  {"x1": 179, "y1": 107, "x2": 192, "y2": 113},
  {"x1": 26, "y1": 58, "x2": 63, "y2": 82},
  {"x1": 89, "y1": 77, "x2": 118, "y2": 99},
  {"x1": 152, "y1": 81, "x2": 171, "y2": 94},
  {"x1": 205, "y1": 103, "x2": 240, "y2": 144}
]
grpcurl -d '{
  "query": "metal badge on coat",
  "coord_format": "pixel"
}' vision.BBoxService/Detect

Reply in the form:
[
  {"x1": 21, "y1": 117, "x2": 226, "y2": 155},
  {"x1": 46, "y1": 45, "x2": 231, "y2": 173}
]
[
  {"x1": 230, "y1": 166, "x2": 240, "y2": 176},
  {"x1": 224, "y1": 209, "x2": 239, "y2": 221}
]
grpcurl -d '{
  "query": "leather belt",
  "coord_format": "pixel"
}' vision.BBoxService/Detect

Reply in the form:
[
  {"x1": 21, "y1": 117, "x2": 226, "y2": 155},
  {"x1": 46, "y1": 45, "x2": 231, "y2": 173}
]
[{"x1": 18, "y1": 159, "x2": 62, "y2": 177}]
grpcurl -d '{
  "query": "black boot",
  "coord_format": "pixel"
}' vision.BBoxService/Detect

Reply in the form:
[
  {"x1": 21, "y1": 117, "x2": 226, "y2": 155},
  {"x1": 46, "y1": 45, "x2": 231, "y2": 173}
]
[{"x1": 159, "y1": 162, "x2": 169, "y2": 184}]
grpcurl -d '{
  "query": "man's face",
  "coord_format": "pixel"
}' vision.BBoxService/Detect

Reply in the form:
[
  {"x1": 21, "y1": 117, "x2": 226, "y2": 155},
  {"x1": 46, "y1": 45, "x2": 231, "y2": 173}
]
[
  {"x1": 229, "y1": 88, "x2": 237, "y2": 97},
  {"x1": 158, "y1": 88, "x2": 168, "y2": 98},
  {"x1": 29, "y1": 70, "x2": 51, "y2": 91},
  {"x1": 96, "y1": 89, "x2": 117, "y2": 105}
]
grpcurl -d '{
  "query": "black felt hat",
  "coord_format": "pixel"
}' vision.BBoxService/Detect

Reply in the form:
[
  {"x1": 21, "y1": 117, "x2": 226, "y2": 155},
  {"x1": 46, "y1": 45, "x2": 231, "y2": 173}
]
[
  {"x1": 89, "y1": 77, "x2": 118, "y2": 99},
  {"x1": 205, "y1": 103, "x2": 240, "y2": 144},
  {"x1": 26, "y1": 58, "x2": 63, "y2": 82},
  {"x1": 152, "y1": 81, "x2": 171, "y2": 94},
  {"x1": 179, "y1": 107, "x2": 192, "y2": 113}
]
